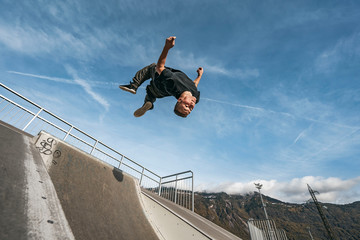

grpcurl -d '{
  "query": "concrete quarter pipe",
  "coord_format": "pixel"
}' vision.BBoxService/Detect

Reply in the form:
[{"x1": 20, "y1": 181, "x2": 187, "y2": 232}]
[
  {"x1": 0, "y1": 121, "x2": 158, "y2": 240},
  {"x1": 1, "y1": 121, "x2": 242, "y2": 240},
  {"x1": 0, "y1": 122, "x2": 74, "y2": 240},
  {"x1": 34, "y1": 131, "x2": 159, "y2": 240}
]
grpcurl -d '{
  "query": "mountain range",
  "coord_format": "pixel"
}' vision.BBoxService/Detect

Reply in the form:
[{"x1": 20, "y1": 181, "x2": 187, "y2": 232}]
[{"x1": 194, "y1": 191, "x2": 360, "y2": 239}]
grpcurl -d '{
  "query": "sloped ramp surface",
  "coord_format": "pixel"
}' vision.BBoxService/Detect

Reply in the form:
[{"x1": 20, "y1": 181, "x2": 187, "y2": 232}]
[
  {"x1": 0, "y1": 121, "x2": 74, "y2": 240},
  {"x1": 142, "y1": 190, "x2": 242, "y2": 240},
  {"x1": 34, "y1": 131, "x2": 159, "y2": 240},
  {"x1": 1, "y1": 121, "x2": 242, "y2": 240}
]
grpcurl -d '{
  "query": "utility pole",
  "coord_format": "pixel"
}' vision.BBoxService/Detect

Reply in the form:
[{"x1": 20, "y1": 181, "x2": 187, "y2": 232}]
[
  {"x1": 254, "y1": 183, "x2": 276, "y2": 240},
  {"x1": 307, "y1": 184, "x2": 337, "y2": 240},
  {"x1": 254, "y1": 183, "x2": 269, "y2": 219}
]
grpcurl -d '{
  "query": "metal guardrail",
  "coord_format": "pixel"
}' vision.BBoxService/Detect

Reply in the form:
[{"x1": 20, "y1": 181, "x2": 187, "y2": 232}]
[
  {"x1": 0, "y1": 82, "x2": 194, "y2": 211},
  {"x1": 248, "y1": 219, "x2": 288, "y2": 240}
]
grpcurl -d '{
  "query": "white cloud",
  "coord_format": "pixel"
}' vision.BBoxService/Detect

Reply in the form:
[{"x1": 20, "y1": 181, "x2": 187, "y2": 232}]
[
  {"x1": 8, "y1": 71, "x2": 117, "y2": 88},
  {"x1": 8, "y1": 71, "x2": 75, "y2": 85},
  {"x1": 315, "y1": 32, "x2": 360, "y2": 73},
  {"x1": 202, "y1": 98, "x2": 265, "y2": 112},
  {"x1": 0, "y1": 25, "x2": 53, "y2": 54},
  {"x1": 170, "y1": 50, "x2": 259, "y2": 78},
  {"x1": 8, "y1": 68, "x2": 112, "y2": 111},
  {"x1": 0, "y1": 23, "x2": 94, "y2": 60},
  {"x1": 260, "y1": 90, "x2": 360, "y2": 169},
  {"x1": 197, "y1": 176, "x2": 360, "y2": 204},
  {"x1": 0, "y1": 10, "x2": 258, "y2": 77},
  {"x1": 0, "y1": 21, "x2": 134, "y2": 65},
  {"x1": 8, "y1": 67, "x2": 111, "y2": 112},
  {"x1": 292, "y1": 127, "x2": 309, "y2": 145},
  {"x1": 65, "y1": 66, "x2": 110, "y2": 111}
]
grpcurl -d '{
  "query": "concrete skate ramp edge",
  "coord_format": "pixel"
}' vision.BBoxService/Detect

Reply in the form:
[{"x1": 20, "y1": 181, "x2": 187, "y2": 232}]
[
  {"x1": 35, "y1": 131, "x2": 243, "y2": 240},
  {"x1": 34, "y1": 131, "x2": 159, "y2": 240},
  {"x1": 0, "y1": 122, "x2": 74, "y2": 240},
  {"x1": 142, "y1": 190, "x2": 242, "y2": 240}
]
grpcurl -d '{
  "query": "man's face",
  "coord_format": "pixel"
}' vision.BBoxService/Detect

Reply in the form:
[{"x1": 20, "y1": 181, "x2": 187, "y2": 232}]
[{"x1": 178, "y1": 95, "x2": 196, "y2": 116}]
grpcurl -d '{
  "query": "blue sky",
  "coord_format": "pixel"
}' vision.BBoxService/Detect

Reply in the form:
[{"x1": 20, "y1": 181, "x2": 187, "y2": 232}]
[{"x1": 1, "y1": 0, "x2": 359, "y2": 204}]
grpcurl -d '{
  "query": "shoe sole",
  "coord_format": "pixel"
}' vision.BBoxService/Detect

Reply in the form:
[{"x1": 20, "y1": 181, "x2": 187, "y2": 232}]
[
  {"x1": 119, "y1": 85, "x2": 136, "y2": 94},
  {"x1": 134, "y1": 102, "x2": 152, "y2": 117}
]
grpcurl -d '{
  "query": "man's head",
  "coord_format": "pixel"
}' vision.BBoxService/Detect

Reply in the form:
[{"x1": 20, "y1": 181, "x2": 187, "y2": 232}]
[{"x1": 174, "y1": 91, "x2": 196, "y2": 117}]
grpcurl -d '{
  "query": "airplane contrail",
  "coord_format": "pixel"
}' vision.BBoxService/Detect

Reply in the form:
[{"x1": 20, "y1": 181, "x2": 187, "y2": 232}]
[
  {"x1": 7, "y1": 70, "x2": 117, "y2": 87},
  {"x1": 202, "y1": 97, "x2": 359, "y2": 130},
  {"x1": 8, "y1": 70, "x2": 111, "y2": 110}
]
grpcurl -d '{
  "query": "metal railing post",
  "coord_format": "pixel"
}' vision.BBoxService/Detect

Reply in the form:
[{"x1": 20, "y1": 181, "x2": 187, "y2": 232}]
[
  {"x1": 174, "y1": 175, "x2": 178, "y2": 204},
  {"x1": 90, "y1": 140, "x2": 98, "y2": 155},
  {"x1": 64, "y1": 125, "x2": 74, "y2": 140},
  {"x1": 139, "y1": 167, "x2": 145, "y2": 185},
  {"x1": 192, "y1": 172, "x2": 194, "y2": 211},
  {"x1": 158, "y1": 177, "x2": 162, "y2": 196},
  {"x1": 23, "y1": 108, "x2": 43, "y2": 131},
  {"x1": 118, "y1": 155, "x2": 124, "y2": 169}
]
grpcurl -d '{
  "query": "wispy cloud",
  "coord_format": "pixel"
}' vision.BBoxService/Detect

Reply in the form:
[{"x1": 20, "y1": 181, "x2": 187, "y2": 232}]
[
  {"x1": 170, "y1": 50, "x2": 260, "y2": 78},
  {"x1": 0, "y1": 21, "x2": 125, "y2": 64},
  {"x1": 8, "y1": 71, "x2": 75, "y2": 84},
  {"x1": 299, "y1": 127, "x2": 360, "y2": 161},
  {"x1": 2, "y1": 20, "x2": 242, "y2": 73},
  {"x1": 7, "y1": 69, "x2": 110, "y2": 111},
  {"x1": 0, "y1": 24, "x2": 83, "y2": 58},
  {"x1": 0, "y1": 6, "x2": 258, "y2": 78},
  {"x1": 65, "y1": 66, "x2": 110, "y2": 111},
  {"x1": 293, "y1": 127, "x2": 308, "y2": 145},
  {"x1": 200, "y1": 94, "x2": 360, "y2": 180},
  {"x1": 202, "y1": 98, "x2": 265, "y2": 111},
  {"x1": 315, "y1": 32, "x2": 360, "y2": 73},
  {"x1": 8, "y1": 70, "x2": 117, "y2": 88},
  {"x1": 202, "y1": 97, "x2": 359, "y2": 130},
  {"x1": 197, "y1": 176, "x2": 360, "y2": 204}
]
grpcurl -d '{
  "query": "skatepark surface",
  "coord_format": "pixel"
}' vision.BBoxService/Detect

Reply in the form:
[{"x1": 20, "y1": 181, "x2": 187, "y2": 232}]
[{"x1": 0, "y1": 121, "x2": 242, "y2": 240}]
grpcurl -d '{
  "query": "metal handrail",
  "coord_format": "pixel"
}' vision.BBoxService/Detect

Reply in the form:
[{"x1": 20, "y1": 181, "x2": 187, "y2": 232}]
[
  {"x1": 161, "y1": 176, "x2": 193, "y2": 185},
  {"x1": 162, "y1": 170, "x2": 193, "y2": 179},
  {"x1": 0, "y1": 82, "x2": 194, "y2": 211}
]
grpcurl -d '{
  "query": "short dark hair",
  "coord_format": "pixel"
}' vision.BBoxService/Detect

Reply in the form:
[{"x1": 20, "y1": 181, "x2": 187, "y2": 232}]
[{"x1": 174, "y1": 102, "x2": 188, "y2": 118}]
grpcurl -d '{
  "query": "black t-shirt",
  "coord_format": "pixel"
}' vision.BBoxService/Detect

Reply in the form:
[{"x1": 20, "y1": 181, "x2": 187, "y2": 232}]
[{"x1": 146, "y1": 67, "x2": 200, "y2": 104}]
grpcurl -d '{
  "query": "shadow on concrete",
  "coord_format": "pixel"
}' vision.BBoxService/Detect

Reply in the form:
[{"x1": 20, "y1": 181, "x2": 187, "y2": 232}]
[{"x1": 112, "y1": 168, "x2": 124, "y2": 182}]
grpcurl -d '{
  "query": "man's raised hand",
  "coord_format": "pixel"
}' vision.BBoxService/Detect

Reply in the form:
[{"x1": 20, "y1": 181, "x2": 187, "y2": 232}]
[
  {"x1": 193, "y1": 67, "x2": 203, "y2": 87},
  {"x1": 197, "y1": 67, "x2": 203, "y2": 77},
  {"x1": 165, "y1": 36, "x2": 176, "y2": 49}
]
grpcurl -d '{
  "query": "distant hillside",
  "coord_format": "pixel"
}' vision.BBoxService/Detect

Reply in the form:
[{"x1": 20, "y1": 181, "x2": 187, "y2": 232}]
[{"x1": 194, "y1": 192, "x2": 360, "y2": 240}]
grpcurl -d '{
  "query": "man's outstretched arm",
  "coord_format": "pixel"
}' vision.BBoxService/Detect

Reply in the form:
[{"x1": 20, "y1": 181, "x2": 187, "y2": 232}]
[
  {"x1": 193, "y1": 67, "x2": 203, "y2": 87},
  {"x1": 156, "y1": 36, "x2": 176, "y2": 75}
]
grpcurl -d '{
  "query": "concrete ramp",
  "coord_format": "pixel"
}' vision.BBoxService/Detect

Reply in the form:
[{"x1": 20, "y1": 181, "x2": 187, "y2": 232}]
[
  {"x1": 33, "y1": 131, "x2": 159, "y2": 240},
  {"x1": 1, "y1": 121, "x2": 242, "y2": 240},
  {"x1": 0, "y1": 122, "x2": 74, "y2": 240},
  {"x1": 142, "y1": 190, "x2": 242, "y2": 240}
]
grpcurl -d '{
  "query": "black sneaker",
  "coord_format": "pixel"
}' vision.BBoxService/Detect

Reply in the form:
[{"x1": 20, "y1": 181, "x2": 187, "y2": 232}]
[
  {"x1": 119, "y1": 84, "x2": 137, "y2": 94},
  {"x1": 134, "y1": 102, "x2": 153, "y2": 117}
]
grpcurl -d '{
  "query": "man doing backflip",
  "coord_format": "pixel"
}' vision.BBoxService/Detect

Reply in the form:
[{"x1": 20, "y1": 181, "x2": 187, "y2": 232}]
[{"x1": 119, "y1": 36, "x2": 203, "y2": 118}]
